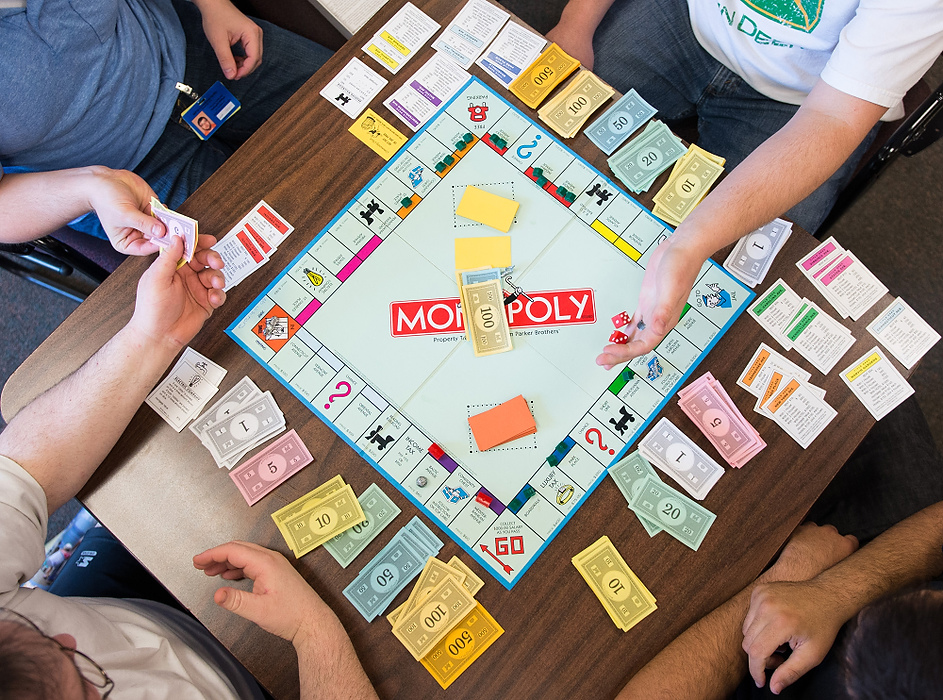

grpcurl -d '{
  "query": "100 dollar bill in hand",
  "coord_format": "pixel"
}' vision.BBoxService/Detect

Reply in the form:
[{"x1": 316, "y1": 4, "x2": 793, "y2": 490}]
[{"x1": 572, "y1": 535, "x2": 656, "y2": 631}]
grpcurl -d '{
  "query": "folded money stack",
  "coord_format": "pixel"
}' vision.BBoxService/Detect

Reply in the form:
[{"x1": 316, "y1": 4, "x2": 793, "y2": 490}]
[
  {"x1": 343, "y1": 516, "x2": 444, "y2": 622},
  {"x1": 609, "y1": 452, "x2": 717, "y2": 551},
  {"x1": 150, "y1": 197, "x2": 197, "y2": 266},
  {"x1": 607, "y1": 120, "x2": 685, "y2": 194},
  {"x1": 638, "y1": 417, "x2": 725, "y2": 500},
  {"x1": 537, "y1": 69, "x2": 614, "y2": 139},
  {"x1": 457, "y1": 266, "x2": 513, "y2": 357},
  {"x1": 723, "y1": 218, "x2": 793, "y2": 288},
  {"x1": 509, "y1": 42, "x2": 580, "y2": 109},
  {"x1": 324, "y1": 483, "x2": 401, "y2": 567},
  {"x1": 677, "y1": 372, "x2": 766, "y2": 468},
  {"x1": 189, "y1": 376, "x2": 286, "y2": 469},
  {"x1": 652, "y1": 144, "x2": 725, "y2": 226},
  {"x1": 586, "y1": 88, "x2": 658, "y2": 156},
  {"x1": 271, "y1": 475, "x2": 365, "y2": 558},
  {"x1": 572, "y1": 535, "x2": 657, "y2": 631},
  {"x1": 385, "y1": 556, "x2": 503, "y2": 688}
]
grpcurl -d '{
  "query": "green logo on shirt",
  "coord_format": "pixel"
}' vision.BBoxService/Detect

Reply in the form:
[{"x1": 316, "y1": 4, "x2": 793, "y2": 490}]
[{"x1": 740, "y1": 0, "x2": 823, "y2": 33}]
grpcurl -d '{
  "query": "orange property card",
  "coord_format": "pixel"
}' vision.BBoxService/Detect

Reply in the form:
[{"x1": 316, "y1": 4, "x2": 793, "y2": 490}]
[{"x1": 468, "y1": 395, "x2": 537, "y2": 451}]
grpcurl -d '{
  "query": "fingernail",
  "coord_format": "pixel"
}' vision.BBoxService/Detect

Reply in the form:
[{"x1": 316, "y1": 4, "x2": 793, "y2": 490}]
[
  {"x1": 224, "y1": 68, "x2": 235, "y2": 78},
  {"x1": 152, "y1": 223, "x2": 163, "y2": 237}
]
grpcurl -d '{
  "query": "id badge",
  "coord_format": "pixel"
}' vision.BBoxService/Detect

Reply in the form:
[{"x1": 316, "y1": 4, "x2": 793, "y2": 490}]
[{"x1": 181, "y1": 81, "x2": 241, "y2": 140}]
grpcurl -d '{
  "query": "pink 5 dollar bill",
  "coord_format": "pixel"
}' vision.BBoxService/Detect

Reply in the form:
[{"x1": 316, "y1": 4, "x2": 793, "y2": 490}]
[{"x1": 230, "y1": 429, "x2": 314, "y2": 505}]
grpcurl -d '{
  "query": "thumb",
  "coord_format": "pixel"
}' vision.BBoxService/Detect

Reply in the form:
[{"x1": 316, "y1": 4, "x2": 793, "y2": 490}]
[
  {"x1": 148, "y1": 235, "x2": 184, "y2": 280},
  {"x1": 208, "y1": 32, "x2": 238, "y2": 79},
  {"x1": 129, "y1": 209, "x2": 166, "y2": 240},
  {"x1": 215, "y1": 587, "x2": 262, "y2": 623},
  {"x1": 768, "y1": 645, "x2": 822, "y2": 694}
]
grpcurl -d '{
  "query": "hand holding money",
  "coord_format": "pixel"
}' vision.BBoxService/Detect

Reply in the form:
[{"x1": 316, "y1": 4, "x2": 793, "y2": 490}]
[{"x1": 85, "y1": 167, "x2": 167, "y2": 256}]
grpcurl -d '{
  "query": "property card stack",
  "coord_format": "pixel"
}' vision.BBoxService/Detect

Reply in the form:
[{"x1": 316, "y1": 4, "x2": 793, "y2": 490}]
[
  {"x1": 723, "y1": 218, "x2": 793, "y2": 288},
  {"x1": 189, "y1": 377, "x2": 286, "y2": 469},
  {"x1": 146, "y1": 347, "x2": 226, "y2": 432},
  {"x1": 797, "y1": 237, "x2": 888, "y2": 321},
  {"x1": 212, "y1": 200, "x2": 295, "y2": 292}
]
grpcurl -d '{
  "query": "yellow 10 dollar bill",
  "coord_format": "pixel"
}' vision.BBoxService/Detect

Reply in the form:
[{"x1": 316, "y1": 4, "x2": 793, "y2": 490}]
[{"x1": 572, "y1": 535, "x2": 657, "y2": 631}]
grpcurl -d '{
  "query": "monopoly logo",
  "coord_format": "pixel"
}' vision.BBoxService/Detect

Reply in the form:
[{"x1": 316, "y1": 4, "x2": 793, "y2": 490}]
[{"x1": 390, "y1": 288, "x2": 596, "y2": 337}]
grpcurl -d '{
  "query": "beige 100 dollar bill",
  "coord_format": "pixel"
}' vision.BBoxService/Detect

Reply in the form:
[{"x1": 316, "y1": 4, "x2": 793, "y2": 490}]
[
  {"x1": 572, "y1": 535, "x2": 657, "y2": 631},
  {"x1": 281, "y1": 483, "x2": 365, "y2": 557},
  {"x1": 539, "y1": 70, "x2": 614, "y2": 138},
  {"x1": 463, "y1": 278, "x2": 513, "y2": 357},
  {"x1": 398, "y1": 557, "x2": 467, "y2": 621},
  {"x1": 392, "y1": 577, "x2": 477, "y2": 660}
]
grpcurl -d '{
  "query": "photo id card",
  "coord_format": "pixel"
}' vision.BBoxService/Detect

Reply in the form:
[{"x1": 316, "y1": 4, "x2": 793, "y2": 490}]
[{"x1": 182, "y1": 81, "x2": 241, "y2": 140}]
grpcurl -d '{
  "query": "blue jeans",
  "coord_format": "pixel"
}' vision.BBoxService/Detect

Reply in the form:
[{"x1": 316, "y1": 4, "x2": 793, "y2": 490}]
[
  {"x1": 591, "y1": 0, "x2": 877, "y2": 233},
  {"x1": 74, "y1": 0, "x2": 332, "y2": 237}
]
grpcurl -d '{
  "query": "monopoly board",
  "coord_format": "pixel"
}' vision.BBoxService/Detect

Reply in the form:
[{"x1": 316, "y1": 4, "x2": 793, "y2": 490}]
[{"x1": 228, "y1": 77, "x2": 753, "y2": 588}]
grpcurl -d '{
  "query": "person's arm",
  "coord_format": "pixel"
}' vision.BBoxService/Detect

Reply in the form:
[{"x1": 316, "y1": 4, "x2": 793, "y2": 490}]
[
  {"x1": 0, "y1": 236, "x2": 225, "y2": 513},
  {"x1": 193, "y1": 541, "x2": 379, "y2": 700},
  {"x1": 597, "y1": 80, "x2": 889, "y2": 368},
  {"x1": 617, "y1": 524, "x2": 858, "y2": 700},
  {"x1": 742, "y1": 500, "x2": 943, "y2": 695},
  {"x1": 191, "y1": 0, "x2": 263, "y2": 80},
  {"x1": 545, "y1": 0, "x2": 618, "y2": 69},
  {"x1": 0, "y1": 166, "x2": 167, "y2": 254}
]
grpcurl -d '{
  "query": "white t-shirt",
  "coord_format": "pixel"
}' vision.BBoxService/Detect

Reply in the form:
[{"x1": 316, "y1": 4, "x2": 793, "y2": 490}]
[
  {"x1": 0, "y1": 455, "x2": 241, "y2": 699},
  {"x1": 689, "y1": 0, "x2": 943, "y2": 119}
]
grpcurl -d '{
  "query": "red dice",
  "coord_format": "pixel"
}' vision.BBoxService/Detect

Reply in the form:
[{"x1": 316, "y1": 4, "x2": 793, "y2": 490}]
[
  {"x1": 609, "y1": 330, "x2": 630, "y2": 344},
  {"x1": 611, "y1": 311, "x2": 631, "y2": 328}
]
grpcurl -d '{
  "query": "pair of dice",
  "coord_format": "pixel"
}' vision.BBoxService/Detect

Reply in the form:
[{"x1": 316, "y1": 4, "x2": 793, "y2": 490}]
[{"x1": 609, "y1": 311, "x2": 631, "y2": 344}]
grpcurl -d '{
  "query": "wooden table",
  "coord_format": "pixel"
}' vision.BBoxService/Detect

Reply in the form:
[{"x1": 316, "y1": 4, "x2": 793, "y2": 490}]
[{"x1": 1, "y1": 1, "x2": 908, "y2": 697}]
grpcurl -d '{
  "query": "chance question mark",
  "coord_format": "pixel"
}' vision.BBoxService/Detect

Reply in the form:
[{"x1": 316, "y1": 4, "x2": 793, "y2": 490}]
[
  {"x1": 324, "y1": 381, "x2": 352, "y2": 410},
  {"x1": 584, "y1": 428, "x2": 615, "y2": 455}
]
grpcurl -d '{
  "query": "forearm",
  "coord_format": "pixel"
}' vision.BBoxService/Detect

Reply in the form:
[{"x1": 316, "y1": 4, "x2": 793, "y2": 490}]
[
  {"x1": 294, "y1": 617, "x2": 378, "y2": 700},
  {"x1": 0, "y1": 323, "x2": 180, "y2": 512},
  {"x1": 813, "y1": 501, "x2": 943, "y2": 623},
  {"x1": 0, "y1": 167, "x2": 108, "y2": 242},
  {"x1": 670, "y1": 83, "x2": 887, "y2": 260},
  {"x1": 556, "y1": 0, "x2": 618, "y2": 38}
]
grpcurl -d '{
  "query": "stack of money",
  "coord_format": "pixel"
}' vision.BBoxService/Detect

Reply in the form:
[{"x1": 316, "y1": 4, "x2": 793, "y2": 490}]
[
  {"x1": 461, "y1": 275, "x2": 513, "y2": 357},
  {"x1": 537, "y1": 69, "x2": 614, "y2": 139},
  {"x1": 638, "y1": 417, "x2": 725, "y2": 500},
  {"x1": 189, "y1": 377, "x2": 287, "y2": 469},
  {"x1": 652, "y1": 144, "x2": 725, "y2": 226},
  {"x1": 722, "y1": 218, "x2": 793, "y2": 288},
  {"x1": 343, "y1": 516, "x2": 444, "y2": 621},
  {"x1": 386, "y1": 556, "x2": 502, "y2": 688},
  {"x1": 628, "y1": 473, "x2": 717, "y2": 551},
  {"x1": 572, "y1": 536, "x2": 657, "y2": 631},
  {"x1": 509, "y1": 43, "x2": 580, "y2": 109},
  {"x1": 607, "y1": 120, "x2": 686, "y2": 194},
  {"x1": 324, "y1": 483, "x2": 402, "y2": 567},
  {"x1": 271, "y1": 475, "x2": 365, "y2": 558},
  {"x1": 150, "y1": 197, "x2": 197, "y2": 266},
  {"x1": 677, "y1": 371, "x2": 766, "y2": 468},
  {"x1": 608, "y1": 451, "x2": 665, "y2": 537},
  {"x1": 586, "y1": 88, "x2": 658, "y2": 155}
]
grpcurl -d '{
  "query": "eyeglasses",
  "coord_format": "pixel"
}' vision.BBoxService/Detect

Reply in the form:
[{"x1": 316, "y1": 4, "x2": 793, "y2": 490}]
[{"x1": 0, "y1": 607, "x2": 114, "y2": 698}]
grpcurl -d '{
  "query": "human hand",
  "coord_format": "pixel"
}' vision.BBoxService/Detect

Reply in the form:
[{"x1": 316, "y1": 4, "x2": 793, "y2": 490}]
[
  {"x1": 546, "y1": 22, "x2": 595, "y2": 69},
  {"x1": 195, "y1": 0, "x2": 263, "y2": 79},
  {"x1": 741, "y1": 525, "x2": 858, "y2": 695},
  {"x1": 767, "y1": 523, "x2": 859, "y2": 583},
  {"x1": 128, "y1": 234, "x2": 225, "y2": 349},
  {"x1": 85, "y1": 168, "x2": 165, "y2": 256},
  {"x1": 193, "y1": 541, "x2": 337, "y2": 644},
  {"x1": 596, "y1": 237, "x2": 704, "y2": 369}
]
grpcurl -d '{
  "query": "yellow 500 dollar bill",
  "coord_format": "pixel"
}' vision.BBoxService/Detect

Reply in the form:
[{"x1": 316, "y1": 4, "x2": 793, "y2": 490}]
[{"x1": 420, "y1": 604, "x2": 504, "y2": 689}]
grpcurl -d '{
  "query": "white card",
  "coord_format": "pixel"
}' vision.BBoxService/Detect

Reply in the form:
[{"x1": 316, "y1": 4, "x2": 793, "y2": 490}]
[
  {"x1": 747, "y1": 279, "x2": 803, "y2": 350},
  {"x1": 146, "y1": 361, "x2": 220, "y2": 432},
  {"x1": 867, "y1": 297, "x2": 940, "y2": 370},
  {"x1": 383, "y1": 53, "x2": 470, "y2": 131},
  {"x1": 213, "y1": 229, "x2": 268, "y2": 291},
  {"x1": 320, "y1": 57, "x2": 389, "y2": 119},
  {"x1": 362, "y1": 2, "x2": 440, "y2": 74},
  {"x1": 763, "y1": 377, "x2": 836, "y2": 449},
  {"x1": 737, "y1": 342, "x2": 811, "y2": 398},
  {"x1": 178, "y1": 347, "x2": 226, "y2": 387},
  {"x1": 432, "y1": 0, "x2": 509, "y2": 69},
  {"x1": 476, "y1": 21, "x2": 546, "y2": 88},
  {"x1": 782, "y1": 299, "x2": 855, "y2": 375},
  {"x1": 840, "y1": 347, "x2": 914, "y2": 421},
  {"x1": 814, "y1": 251, "x2": 887, "y2": 321}
]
